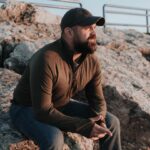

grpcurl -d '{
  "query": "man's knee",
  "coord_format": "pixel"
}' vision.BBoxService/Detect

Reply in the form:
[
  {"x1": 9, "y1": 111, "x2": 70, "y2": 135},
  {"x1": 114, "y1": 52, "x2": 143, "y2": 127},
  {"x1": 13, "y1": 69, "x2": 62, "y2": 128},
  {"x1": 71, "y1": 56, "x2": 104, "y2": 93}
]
[
  {"x1": 111, "y1": 115, "x2": 120, "y2": 129},
  {"x1": 106, "y1": 112, "x2": 120, "y2": 132},
  {"x1": 40, "y1": 128, "x2": 64, "y2": 150}
]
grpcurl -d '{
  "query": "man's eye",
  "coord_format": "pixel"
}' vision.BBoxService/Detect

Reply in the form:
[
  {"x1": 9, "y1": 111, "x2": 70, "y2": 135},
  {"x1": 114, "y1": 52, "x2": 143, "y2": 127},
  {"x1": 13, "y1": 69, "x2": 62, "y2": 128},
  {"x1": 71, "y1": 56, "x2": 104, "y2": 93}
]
[{"x1": 85, "y1": 26, "x2": 91, "y2": 30}]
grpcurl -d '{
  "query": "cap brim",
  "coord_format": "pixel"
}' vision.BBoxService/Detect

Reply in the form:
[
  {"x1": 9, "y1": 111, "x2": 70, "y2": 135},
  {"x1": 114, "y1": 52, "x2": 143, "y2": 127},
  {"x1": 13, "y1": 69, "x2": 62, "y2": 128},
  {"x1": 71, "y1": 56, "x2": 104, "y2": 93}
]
[
  {"x1": 79, "y1": 16, "x2": 105, "y2": 26},
  {"x1": 96, "y1": 17, "x2": 105, "y2": 26}
]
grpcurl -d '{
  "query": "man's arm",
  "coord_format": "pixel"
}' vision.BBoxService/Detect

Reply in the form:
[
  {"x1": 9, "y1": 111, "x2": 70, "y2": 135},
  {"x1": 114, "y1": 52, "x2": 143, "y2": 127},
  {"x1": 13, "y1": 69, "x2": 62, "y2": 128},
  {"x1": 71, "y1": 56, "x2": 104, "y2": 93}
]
[
  {"x1": 29, "y1": 52, "x2": 94, "y2": 137},
  {"x1": 85, "y1": 56, "x2": 107, "y2": 120}
]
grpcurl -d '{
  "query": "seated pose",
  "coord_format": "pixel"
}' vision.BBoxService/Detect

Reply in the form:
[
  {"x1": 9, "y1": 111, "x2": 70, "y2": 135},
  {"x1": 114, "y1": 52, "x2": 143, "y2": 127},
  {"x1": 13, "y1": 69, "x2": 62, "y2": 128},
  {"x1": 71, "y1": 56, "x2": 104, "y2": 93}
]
[{"x1": 10, "y1": 7, "x2": 122, "y2": 150}]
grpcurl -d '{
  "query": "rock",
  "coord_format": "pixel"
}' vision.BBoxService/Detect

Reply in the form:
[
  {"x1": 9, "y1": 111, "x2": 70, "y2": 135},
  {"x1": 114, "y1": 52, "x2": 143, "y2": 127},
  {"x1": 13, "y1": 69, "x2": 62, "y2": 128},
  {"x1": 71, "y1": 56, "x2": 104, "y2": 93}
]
[
  {"x1": 124, "y1": 29, "x2": 144, "y2": 39},
  {"x1": 0, "y1": 68, "x2": 21, "y2": 150},
  {"x1": 0, "y1": 44, "x2": 2, "y2": 66},
  {"x1": 4, "y1": 57, "x2": 26, "y2": 74},
  {"x1": 0, "y1": 69, "x2": 96, "y2": 150},
  {"x1": 0, "y1": 41, "x2": 16, "y2": 66},
  {"x1": 105, "y1": 41, "x2": 128, "y2": 51},
  {"x1": 34, "y1": 7, "x2": 61, "y2": 25},
  {"x1": 96, "y1": 27, "x2": 150, "y2": 63},
  {"x1": 0, "y1": 3, "x2": 61, "y2": 72},
  {"x1": 97, "y1": 46, "x2": 150, "y2": 113},
  {"x1": 96, "y1": 46, "x2": 150, "y2": 149},
  {"x1": 138, "y1": 47, "x2": 150, "y2": 55},
  {"x1": 0, "y1": 1, "x2": 150, "y2": 150},
  {"x1": 1, "y1": 47, "x2": 150, "y2": 149},
  {"x1": 74, "y1": 45, "x2": 150, "y2": 150},
  {"x1": 0, "y1": 2, "x2": 60, "y2": 25},
  {"x1": 3, "y1": 39, "x2": 54, "y2": 74}
]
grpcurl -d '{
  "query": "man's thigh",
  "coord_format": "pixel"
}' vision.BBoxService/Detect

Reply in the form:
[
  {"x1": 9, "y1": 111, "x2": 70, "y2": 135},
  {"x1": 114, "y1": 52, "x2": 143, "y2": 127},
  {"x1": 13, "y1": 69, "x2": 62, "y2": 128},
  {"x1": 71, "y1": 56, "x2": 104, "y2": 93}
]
[
  {"x1": 9, "y1": 104, "x2": 64, "y2": 149},
  {"x1": 59, "y1": 99, "x2": 96, "y2": 118},
  {"x1": 60, "y1": 99, "x2": 119, "y2": 129}
]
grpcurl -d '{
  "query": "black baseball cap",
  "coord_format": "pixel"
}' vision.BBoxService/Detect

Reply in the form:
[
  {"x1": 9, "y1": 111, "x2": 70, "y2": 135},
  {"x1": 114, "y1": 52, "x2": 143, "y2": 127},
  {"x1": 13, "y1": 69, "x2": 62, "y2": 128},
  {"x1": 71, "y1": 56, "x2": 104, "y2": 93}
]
[{"x1": 60, "y1": 8, "x2": 105, "y2": 31}]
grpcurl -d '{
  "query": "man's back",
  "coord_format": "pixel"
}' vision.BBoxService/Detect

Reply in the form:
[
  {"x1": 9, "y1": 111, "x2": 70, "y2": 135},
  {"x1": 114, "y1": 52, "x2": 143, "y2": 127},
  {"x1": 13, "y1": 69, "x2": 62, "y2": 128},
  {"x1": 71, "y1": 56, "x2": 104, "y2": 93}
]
[{"x1": 12, "y1": 39, "x2": 102, "y2": 109}]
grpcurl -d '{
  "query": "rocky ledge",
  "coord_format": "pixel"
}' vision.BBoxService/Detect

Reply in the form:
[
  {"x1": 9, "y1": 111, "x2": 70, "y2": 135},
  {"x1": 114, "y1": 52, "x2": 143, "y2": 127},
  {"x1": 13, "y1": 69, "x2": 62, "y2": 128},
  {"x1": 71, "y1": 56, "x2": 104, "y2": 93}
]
[{"x1": 0, "y1": 1, "x2": 150, "y2": 150}]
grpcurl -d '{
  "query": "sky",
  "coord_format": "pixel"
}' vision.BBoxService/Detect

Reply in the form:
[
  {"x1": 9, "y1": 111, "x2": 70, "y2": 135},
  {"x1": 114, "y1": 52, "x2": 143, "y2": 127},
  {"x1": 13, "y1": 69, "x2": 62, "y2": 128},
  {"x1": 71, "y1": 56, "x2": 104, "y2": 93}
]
[{"x1": 3, "y1": 0, "x2": 150, "y2": 32}]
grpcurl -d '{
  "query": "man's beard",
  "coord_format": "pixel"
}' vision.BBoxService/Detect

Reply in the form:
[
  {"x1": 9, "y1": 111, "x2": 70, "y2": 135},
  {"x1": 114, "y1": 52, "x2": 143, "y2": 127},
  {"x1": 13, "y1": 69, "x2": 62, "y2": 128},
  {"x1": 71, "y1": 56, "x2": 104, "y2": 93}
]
[{"x1": 74, "y1": 34, "x2": 97, "y2": 54}]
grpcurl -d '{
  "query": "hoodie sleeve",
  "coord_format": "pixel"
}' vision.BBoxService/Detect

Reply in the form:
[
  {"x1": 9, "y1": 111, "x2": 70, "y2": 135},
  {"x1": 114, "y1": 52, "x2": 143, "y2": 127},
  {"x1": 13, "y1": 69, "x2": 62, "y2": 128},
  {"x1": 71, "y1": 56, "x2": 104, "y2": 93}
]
[{"x1": 85, "y1": 56, "x2": 107, "y2": 119}]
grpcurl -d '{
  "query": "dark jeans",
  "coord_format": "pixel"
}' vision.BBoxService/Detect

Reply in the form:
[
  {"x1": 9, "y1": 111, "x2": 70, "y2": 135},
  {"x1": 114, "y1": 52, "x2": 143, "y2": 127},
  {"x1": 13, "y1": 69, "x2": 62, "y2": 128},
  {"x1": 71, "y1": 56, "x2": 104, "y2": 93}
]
[{"x1": 9, "y1": 99, "x2": 122, "y2": 150}]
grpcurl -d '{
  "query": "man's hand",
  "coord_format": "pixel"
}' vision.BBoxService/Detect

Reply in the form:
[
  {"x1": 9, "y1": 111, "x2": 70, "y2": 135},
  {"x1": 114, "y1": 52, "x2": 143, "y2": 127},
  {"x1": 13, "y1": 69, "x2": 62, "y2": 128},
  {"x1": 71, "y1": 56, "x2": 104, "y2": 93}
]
[{"x1": 89, "y1": 115, "x2": 112, "y2": 140}]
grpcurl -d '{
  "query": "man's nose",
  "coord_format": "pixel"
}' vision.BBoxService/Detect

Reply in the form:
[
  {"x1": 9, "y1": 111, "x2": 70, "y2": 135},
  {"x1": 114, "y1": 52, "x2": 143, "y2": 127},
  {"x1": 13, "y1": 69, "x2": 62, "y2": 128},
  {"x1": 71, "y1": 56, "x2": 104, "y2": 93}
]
[{"x1": 89, "y1": 32, "x2": 96, "y2": 39}]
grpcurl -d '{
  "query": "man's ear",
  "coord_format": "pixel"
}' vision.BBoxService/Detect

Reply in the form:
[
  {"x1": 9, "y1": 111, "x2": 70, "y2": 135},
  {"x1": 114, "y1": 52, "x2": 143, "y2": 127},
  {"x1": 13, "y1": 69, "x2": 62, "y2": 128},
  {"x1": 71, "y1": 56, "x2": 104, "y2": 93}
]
[{"x1": 64, "y1": 27, "x2": 74, "y2": 37}]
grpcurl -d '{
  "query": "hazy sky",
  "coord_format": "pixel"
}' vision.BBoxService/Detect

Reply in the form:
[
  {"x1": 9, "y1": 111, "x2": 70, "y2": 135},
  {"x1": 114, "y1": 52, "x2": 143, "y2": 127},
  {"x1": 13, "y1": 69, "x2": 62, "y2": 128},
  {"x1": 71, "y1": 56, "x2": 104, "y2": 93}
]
[
  {"x1": 22, "y1": 0, "x2": 150, "y2": 16},
  {"x1": 7, "y1": 0, "x2": 150, "y2": 32},
  {"x1": 83, "y1": 0, "x2": 150, "y2": 33}
]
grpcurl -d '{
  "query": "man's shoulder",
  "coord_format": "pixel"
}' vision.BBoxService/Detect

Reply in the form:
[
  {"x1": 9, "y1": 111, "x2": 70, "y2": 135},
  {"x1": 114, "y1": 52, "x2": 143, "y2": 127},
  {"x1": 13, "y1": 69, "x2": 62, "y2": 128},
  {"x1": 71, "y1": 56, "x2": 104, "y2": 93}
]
[
  {"x1": 29, "y1": 39, "x2": 63, "y2": 67},
  {"x1": 86, "y1": 53, "x2": 100, "y2": 64},
  {"x1": 41, "y1": 39, "x2": 62, "y2": 54},
  {"x1": 34, "y1": 39, "x2": 62, "y2": 58}
]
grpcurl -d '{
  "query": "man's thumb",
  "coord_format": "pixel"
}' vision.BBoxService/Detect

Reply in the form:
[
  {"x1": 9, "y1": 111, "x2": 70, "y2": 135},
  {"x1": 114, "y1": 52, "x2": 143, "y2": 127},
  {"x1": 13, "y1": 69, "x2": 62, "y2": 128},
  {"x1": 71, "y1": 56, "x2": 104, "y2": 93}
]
[{"x1": 90, "y1": 116, "x2": 101, "y2": 122}]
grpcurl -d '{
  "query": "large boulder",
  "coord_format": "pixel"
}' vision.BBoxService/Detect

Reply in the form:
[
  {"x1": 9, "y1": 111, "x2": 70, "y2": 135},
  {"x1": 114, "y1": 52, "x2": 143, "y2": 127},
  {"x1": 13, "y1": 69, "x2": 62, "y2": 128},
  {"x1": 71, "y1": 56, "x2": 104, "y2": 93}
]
[
  {"x1": 0, "y1": 1, "x2": 150, "y2": 150},
  {"x1": 3, "y1": 40, "x2": 54, "y2": 74},
  {"x1": 96, "y1": 28, "x2": 150, "y2": 57},
  {"x1": 96, "y1": 45, "x2": 150, "y2": 150},
  {"x1": 0, "y1": 2, "x2": 150, "y2": 75},
  {"x1": 0, "y1": 1, "x2": 61, "y2": 25},
  {"x1": 0, "y1": 2, "x2": 61, "y2": 72},
  {"x1": 1, "y1": 41, "x2": 150, "y2": 150}
]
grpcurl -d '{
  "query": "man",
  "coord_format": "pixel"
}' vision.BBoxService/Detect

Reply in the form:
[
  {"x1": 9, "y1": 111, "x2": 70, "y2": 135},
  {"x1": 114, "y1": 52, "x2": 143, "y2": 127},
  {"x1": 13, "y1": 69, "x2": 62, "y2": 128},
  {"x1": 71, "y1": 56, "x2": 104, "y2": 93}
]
[{"x1": 9, "y1": 8, "x2": 122, "y2": 150}]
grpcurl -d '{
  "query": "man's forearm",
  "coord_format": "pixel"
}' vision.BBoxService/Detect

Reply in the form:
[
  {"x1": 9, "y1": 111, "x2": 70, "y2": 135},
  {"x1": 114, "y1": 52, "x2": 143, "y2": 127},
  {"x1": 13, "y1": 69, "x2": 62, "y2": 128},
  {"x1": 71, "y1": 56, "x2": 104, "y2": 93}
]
[{"x1": 34, "y1": 106, "x2": 94, "y2": 137}]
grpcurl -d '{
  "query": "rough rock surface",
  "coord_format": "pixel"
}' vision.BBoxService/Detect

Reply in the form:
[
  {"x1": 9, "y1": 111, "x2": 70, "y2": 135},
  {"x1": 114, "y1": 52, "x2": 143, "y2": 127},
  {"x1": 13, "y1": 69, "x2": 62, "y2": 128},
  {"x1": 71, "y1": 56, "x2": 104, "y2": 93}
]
[
  {"x1": 0, "y1": 0, "x2": 61, "y2": 25},
  {"x1": 0, "y1": 1, "x2": 150, "y2": 150},
  {"x1": 96, "y1": 46, "x2": 150, "y2": 150},
  {"x1": 0, "y1": 1, "x2": 61, "y2": 73}
]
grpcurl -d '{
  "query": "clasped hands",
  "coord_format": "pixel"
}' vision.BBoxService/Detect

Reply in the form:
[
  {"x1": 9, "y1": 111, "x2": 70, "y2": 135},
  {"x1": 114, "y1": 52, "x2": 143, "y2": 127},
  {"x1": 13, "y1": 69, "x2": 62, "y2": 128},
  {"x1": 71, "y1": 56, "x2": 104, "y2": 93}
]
[{"x1": 89, "y1": 115, "x2": 112, "y2": 140}]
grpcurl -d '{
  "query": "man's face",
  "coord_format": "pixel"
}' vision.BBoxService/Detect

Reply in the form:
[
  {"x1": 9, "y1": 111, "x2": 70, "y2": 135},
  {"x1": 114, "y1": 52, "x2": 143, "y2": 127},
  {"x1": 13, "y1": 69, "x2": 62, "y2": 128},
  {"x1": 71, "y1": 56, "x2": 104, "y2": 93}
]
[{"x1": 72, "y1": 24, "x2": 97, "y2": 54}]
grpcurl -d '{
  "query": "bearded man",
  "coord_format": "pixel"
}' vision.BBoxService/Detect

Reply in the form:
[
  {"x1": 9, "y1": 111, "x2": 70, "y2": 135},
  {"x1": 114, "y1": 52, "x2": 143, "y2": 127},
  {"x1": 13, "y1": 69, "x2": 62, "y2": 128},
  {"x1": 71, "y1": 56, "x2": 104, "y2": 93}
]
[{"x1": 9, "y1": 8, "x2": 122, "y2": 150}]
